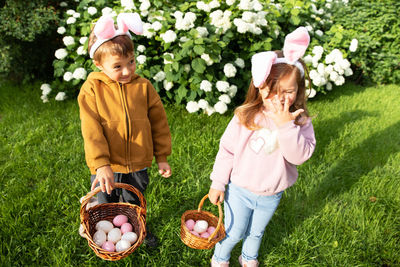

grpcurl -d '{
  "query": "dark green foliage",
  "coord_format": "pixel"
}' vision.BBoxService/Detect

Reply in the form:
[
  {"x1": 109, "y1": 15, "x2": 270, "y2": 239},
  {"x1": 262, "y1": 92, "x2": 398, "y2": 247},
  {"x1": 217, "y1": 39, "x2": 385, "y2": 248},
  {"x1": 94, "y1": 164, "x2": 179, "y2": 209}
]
[{"x1": 332, "y1": 0, "x2": 400, "y2": 84}]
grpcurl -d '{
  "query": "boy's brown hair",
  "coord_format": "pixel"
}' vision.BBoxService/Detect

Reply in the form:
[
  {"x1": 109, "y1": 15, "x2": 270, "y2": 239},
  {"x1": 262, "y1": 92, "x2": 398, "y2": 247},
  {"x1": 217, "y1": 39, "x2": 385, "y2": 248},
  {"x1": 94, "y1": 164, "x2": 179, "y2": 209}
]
[{"x1": 88, "y1": 29, "x2": 134, "y2": 63}]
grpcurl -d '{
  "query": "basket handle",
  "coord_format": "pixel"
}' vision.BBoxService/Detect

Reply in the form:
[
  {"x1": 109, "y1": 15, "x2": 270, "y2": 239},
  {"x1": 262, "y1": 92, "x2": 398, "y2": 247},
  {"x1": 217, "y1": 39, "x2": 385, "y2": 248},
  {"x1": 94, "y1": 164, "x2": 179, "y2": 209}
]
[
  {"x1": 197, "y1": 194, "x2": 223, "y2": 243},
  {"x1": 79, "y1": 182, "x2": 147, "y2": 218}
]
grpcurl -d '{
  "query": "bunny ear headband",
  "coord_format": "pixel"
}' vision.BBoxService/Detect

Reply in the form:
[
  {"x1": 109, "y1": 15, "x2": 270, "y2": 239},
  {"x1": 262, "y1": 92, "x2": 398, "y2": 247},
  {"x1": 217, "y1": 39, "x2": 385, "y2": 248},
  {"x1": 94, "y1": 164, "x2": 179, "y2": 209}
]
[
  {"x1": 90, "y1": 12, "x2": 143, "y2": 58},
  {"x1": 251, "y1": 27, "x2": 310, "y2": 88}
]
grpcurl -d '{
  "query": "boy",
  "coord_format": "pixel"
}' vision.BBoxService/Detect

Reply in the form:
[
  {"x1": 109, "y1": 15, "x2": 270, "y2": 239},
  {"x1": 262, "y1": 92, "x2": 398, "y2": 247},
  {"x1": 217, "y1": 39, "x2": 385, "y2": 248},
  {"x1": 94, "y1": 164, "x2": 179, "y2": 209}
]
[{"x1": 78, "y1": 13, "x2": 171, "y2": 247}]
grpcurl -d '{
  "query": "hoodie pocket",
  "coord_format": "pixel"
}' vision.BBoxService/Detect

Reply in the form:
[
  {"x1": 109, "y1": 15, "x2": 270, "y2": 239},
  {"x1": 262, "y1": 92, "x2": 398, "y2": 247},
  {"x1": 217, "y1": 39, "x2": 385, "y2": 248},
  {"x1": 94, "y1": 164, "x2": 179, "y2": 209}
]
[{"x1": 102, "y1": 120, "x2": 126, "y2": 164}]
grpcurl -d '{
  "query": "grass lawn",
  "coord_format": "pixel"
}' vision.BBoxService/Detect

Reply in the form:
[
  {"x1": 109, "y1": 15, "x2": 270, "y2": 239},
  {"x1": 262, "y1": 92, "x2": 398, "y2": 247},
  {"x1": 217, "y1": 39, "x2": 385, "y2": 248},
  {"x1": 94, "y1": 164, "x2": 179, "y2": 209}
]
[{"x1": 0, "y1": 81, "x2": 399, "y2": 266}]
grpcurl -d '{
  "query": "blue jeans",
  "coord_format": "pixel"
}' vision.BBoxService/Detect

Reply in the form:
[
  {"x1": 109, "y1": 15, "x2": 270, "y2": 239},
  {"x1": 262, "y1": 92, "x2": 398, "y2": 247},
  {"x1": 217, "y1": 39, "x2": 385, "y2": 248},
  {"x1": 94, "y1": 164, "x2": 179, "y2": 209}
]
[{"x1": 213, "y1": 183, "x2": 283, "y2": 262}]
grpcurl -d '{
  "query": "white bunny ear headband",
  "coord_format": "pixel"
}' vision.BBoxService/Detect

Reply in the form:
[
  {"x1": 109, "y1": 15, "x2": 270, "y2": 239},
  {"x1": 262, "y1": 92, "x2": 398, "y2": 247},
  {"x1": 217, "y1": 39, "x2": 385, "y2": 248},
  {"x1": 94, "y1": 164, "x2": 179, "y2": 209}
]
[
  {"x1": 251, "y1": 27, "x2": 310, "y2": 88},
  {"x1": 89, "y1": 12, "x2": 143, "y2": 59}
]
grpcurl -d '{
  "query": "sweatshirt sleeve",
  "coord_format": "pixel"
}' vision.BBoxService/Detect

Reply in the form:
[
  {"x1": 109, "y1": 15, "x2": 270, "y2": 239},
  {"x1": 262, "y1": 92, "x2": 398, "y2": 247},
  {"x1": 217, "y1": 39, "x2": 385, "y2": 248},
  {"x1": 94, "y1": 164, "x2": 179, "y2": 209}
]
[
  {"x1": 78, "y1": 83, "x2": 111, "y2": 170},
  {"x1": 277, "y1": 118, "x2": 316, "y2": 165},
  {"x1": 146, "y1": 80, "x2": 171, "y2": 163},
  {"x1": 210, "y1": 116, "x2": 240, "y2": 192}
]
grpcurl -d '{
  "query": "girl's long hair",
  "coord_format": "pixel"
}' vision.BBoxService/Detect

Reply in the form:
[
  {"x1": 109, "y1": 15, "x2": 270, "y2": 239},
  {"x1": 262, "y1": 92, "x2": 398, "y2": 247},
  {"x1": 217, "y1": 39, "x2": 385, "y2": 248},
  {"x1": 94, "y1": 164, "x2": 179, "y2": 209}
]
[{"x1": 235, "y1": 51, "x2": 311, "y2": 130}]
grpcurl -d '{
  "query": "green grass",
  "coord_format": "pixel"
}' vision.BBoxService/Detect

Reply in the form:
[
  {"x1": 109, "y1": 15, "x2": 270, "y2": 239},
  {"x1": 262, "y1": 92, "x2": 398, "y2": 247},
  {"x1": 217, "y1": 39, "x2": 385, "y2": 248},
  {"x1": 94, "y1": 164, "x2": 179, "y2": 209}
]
[{"x1": 0, "y1": 81, "x2": 399, "y2": 266}]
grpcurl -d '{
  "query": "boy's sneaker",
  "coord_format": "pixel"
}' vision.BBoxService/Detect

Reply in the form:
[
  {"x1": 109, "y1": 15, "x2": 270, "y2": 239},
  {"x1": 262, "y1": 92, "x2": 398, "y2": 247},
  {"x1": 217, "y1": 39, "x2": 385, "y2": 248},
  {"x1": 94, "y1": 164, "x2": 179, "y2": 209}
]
[
  {"x1": 211, "y1": 256, "x2": 229, "y2": 267},
  {"x1": 144, "y1": 230, "x2": 159, "y2": 248},
  {"x1": 238, "y1": 255, "x2": 259, "y2": 267}
]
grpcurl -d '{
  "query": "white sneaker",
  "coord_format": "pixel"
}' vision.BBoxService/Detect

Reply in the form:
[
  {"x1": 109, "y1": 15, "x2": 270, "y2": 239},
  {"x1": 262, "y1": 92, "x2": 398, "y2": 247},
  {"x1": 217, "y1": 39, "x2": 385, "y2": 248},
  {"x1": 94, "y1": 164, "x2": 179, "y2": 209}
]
[{"x1": 239, "y1": 255, "x2": 259, "y2": 267}]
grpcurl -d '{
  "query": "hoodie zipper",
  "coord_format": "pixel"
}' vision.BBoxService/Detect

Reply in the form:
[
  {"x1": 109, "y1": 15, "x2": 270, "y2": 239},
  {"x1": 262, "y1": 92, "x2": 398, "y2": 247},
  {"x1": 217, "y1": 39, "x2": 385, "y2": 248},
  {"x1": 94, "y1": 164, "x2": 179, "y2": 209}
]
[{"x1": 118, "y1": 82, "x2": 132, "y2": 173}]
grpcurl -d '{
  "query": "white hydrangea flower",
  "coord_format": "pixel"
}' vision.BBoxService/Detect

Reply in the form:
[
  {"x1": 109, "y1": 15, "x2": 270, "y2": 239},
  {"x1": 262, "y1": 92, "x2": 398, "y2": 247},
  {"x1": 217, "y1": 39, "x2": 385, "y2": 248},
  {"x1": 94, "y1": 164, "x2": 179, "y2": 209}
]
[
  {"x1": 66, "y1": 9, "x2": 75, "y2": 15},
  {"x1": 306, "y1": 88, "x2": 317, "y2": 98},
  {"x1": 326, "y1": 82, "x2": 333, "y2": 91},
  {"x1": 40, "y1": 84, "x2": 52, "y2": 95},
  {"x1": 238, "y1": 0, "x2": 252, "y2": 10},
  {"x1": 184, "y1": 64, "x2": 191, "y2": 73},
  {"x1": 201, "y1": 54, "x2": 214, "y2": 66},
  {"x1": 312, "y1": 55, "x2": 320, "y2": 68},
  {"x1": 219, "y1": 94, "x2": 231, "y2": 104},
  {"x1": 160, "y1": 30, "x2": 177, "y2": 43},
  {"x1": 79, "y1": 36, "x2": 88, "y2": 44},
  {"x1": 73, "y1": 68, "x2": 87, "y2": 80},
  {"x1": 329, "y1": 49, "x2": 343, "y2": 63},
  {"x1": 324, "y1": 65, "x2": 334, "y2": 76},
  {"x1": 63, "y1": 71, "x2": 73, "y2": 82},
  {"x1": 334, "y1": 75, "x2": 345, "y2": 86},
  {"x1": 234, "y1": 58, "x2": 245, "y2": 68},
  {"x1": 226, "y1": 0, "x2": 236, "y2": 5},
  {"x1": 209, "y1": 0, "x2": 221, "y2": 9},
  {"x1": 143, "y1": 23, "x2": 155, "y2": 38},
  {"x1": 77, "y1": 46, "x2": 86, "y2": 55},
  {"x1": 175, "y1": 12, "x2": 197, "y2": 31},
  {"x1": 309, "y1": 69, "x2": 319, "y2": 80},
  {"x1": 344, "y1": 67, "x2": 353, "y2": 76},
  {"x1": 87, "y1": 7, "x2": 97, "y2": 15},
  {"x1": 305, "y1": 25, "x2": 313, "y2": 32},
  {"x1": 312, "y1": 46, "x2": 324, "y2": 56},
  {"x1": 312, "y1": 75, "x2": 323, "y2": 87},
  {"x1": 41, "y1": 95, "x2": 49, "y2": 103},
  {"x1": 210, "y1": 10, "x2": 232, "y2": 34},
  {"x1": 57, "y1": 27, "x2": 66, "y2": 35},
  {"x1": 73, "y1": 12, "x2": 81, "y2": 18},
  {"x1": 163, "y1": 80, "x2": 173, "y2": 91},
  {"x1": 303, "y1": 55, "x2": 313, "y2": 64},
  {"x1": 63, "y1": 36, "x2": 75, "y2": 46},
  {"x1": 339, "y1": 59, "x2": 351, "y2": 70},
  {"x1": 216, "y1": 81, "x2": 230, "y2": 92},
  {"x1": 317, "y1": 63, "x2": 325, "y2": 75},
  {"x1": 186, "y1": 101, "x2": 200, "y2": 113},
  {"x1": 315, "y1": 30, "x2": 323, "y2": 37},
  {"x1": 200, "y1": 80, "x2": 212, "y2": 92},
  {"x1": 102, "y1": 7, "x2": 114, "y2": 16},
  {"x1": 60, "y1": 2, "x2": 68, "y2": 7},
  {"x1": 121, "y1": 0, "x2": 135, "y2": 10},
  {"x1": 136, "y1": 55, "x2": 146, "y2": 65},
  {"x1": 205, "y1": 105, "x2": 216, "y2": 116},
  {"x1": 228, "y1": 85, "x2": 237, "y2": 98},
  {"x1": 163, "y1": 53, "x2": 174, "y2": 64},
  {"x1": 349, "y1": 38, "x2": 358, "y2": 52},
  {"x1": 333, "y1": 63, "x2": 344, "y2": 75},
  {"x1": 329, "y1": 71, "x2": 339, "y2": 82},
  {"x1": 196, "y1": 27, "x2": 209, "y2": 37},
  {"x1": 154, "y1": 71, "x2": 166, "y2": 82},
  {"x1": 224, "y1": 63, "x2": 237, "y2": 78},
  {"x1": 214, "y1": 101, "x2": 228, "y2": 114},
  {"x1": 152, "y1": 21, "x2": 162, "y2": 31},
  {"x1": 305, "y1": 79, "x2": 310, "y2": 87},
  {"x1": 140, "y1": 1, "x2": 151, "y2": 11},
  {"x1": 196, "y1": 1, "x2": 211, "y2": 12},
  {"x1": 55, "y1": 92, "x2": 67, "y2": 101},
  {"x1": 66, "y1": 17, "x2": 76, "y2": 24},
  {"x1": 55, "y1": 48, "x2": 68, "y2": 60},
  {"x1": 198, "y1": 99, "x2": 209, "y2": 109},
  {"x1": 180, "y1": 36, "x2": 190, "y2": 43},
  {"x1": 137, "y1": 45, "x2": 146, "y2": 53}
]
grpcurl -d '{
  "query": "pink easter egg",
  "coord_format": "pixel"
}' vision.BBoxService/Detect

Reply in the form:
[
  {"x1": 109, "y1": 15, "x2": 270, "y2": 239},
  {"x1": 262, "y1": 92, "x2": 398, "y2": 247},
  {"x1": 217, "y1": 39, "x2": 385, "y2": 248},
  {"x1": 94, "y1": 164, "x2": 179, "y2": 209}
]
[
  {"x1": 101, "y1": 241, "x2": 115, "y2": 252},
  {"x1": 113, "y1": 214, "x2": 128, "y2": 227},
  {"x1": 121, "y1": 222, "x2": 133, "y2": 234},
  {"x1": 200, "y1": 232, "x2": 210, "y2": 238},
  {"x1": 190, "y1": 230, "x2": 200, "y2": 237},
  {"x1": 207, "y1": 226, "x2": 216, "y2": 235},
  {"x1": 185, "y1": 219, "x2": 195, "y2": 231}
]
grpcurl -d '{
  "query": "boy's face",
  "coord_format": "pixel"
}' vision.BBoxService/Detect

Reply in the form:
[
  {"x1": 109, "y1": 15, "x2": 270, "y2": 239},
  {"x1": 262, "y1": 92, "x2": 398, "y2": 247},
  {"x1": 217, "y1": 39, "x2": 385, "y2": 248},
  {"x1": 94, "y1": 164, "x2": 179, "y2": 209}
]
[{"x1": 94, "y1": 52, "x2": 136, "y2": 84}]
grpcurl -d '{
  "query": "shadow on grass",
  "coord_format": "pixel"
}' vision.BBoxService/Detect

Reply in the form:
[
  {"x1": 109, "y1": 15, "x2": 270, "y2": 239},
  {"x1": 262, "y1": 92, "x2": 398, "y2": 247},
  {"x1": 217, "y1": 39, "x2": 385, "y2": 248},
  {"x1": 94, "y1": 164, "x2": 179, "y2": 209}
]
[{"x1": 262, "y1": 110, "x2": 400, "y2": 263}]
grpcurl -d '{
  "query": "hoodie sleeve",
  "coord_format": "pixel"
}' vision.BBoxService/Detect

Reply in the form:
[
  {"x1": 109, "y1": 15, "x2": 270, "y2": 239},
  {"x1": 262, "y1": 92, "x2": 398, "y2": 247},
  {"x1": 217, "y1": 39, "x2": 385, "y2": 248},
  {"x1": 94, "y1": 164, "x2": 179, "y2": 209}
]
[
  {"x1": 210, "y1": 115, "x2": 240, "y2": 192},
  {"x1": 277, "y1": 118, "x2": 316, "y2": 165},
  {"x1": 146, "y1": 80, "x2": 171, "y2": 163},
  {"x1": 78, "y1": 82, "x2": 111, "y2": 171}
]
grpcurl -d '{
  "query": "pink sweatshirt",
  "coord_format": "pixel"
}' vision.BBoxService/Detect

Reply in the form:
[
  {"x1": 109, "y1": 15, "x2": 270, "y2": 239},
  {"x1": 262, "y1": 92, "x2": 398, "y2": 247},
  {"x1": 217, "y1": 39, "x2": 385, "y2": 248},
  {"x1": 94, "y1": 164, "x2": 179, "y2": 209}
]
[{"x1": 210, "y1": 114, "x2": 316, "y2": 196}]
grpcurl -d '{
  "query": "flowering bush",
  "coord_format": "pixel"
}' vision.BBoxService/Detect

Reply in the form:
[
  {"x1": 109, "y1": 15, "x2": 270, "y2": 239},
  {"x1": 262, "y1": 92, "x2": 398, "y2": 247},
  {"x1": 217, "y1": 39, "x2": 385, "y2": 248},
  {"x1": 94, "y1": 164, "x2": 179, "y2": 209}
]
[{"x1": 42, "y1": 0, "x2": 358, "y2": 113}]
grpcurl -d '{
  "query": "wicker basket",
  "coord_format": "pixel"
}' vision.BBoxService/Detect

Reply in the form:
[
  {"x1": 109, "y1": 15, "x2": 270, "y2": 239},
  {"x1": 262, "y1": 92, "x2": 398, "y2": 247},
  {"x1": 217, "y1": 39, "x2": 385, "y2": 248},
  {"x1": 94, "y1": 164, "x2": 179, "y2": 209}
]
[
  {"x1": 80, "y1": 183, "x2": 147, "y2": 261},
  {"x1": 180, "y1": 194, "x2": 226, "y2": 249}
]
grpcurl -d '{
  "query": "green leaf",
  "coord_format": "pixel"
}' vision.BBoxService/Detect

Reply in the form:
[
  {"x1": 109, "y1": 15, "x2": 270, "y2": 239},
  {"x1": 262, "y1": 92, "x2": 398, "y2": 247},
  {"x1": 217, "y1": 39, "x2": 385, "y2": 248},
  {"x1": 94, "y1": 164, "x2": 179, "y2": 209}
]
[
  {"x1": 191, "y1": 58, "x2": 206, "y2": 73},
  {"x1": 193, "y1": 45, "x2": 205, "y2": 55}
]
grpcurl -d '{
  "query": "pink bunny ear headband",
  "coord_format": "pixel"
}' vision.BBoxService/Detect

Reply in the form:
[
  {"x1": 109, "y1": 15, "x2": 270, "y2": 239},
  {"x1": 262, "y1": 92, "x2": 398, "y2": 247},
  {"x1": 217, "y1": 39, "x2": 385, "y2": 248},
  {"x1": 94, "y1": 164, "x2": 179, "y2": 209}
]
[
  {"x1": 251, "y1": 27, "x2": 310, "y2": 88},
  {"x1": 89, "y1": 12, "x2": 143, "y2": 58}
]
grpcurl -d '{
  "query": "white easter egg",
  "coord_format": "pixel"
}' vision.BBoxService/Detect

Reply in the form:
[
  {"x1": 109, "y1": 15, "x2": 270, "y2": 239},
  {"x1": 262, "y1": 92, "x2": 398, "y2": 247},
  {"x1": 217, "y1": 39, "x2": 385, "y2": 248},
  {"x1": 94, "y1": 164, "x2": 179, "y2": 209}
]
[
  {"x1": 95, "y1": 220, "x2": 113, "y2": 233},
  {"x1": 115, "y1": 239, "x2": 131, "y2": 252},
  {"x1": 107, "y1": 227, "x2": 122, "y2": 243},
  {"x1": 121, "y1": 232, "x2": 138, "y2": 244},
  {"x1": 93, "y1": 230, "x2": 106, "y2": 247},
  {"x1": 194, "y1": 220, "x2": 208, "y2": 233}
]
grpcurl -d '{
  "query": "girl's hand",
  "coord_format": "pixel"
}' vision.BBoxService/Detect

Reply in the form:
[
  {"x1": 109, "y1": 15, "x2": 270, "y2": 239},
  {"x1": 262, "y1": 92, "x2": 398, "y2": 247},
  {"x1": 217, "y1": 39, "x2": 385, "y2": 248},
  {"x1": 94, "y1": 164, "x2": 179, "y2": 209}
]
[
  {"x1": 158, "y1": 162, "x2": 172, "y2": 178},
  {"x1": 264, "y1": 95, "x2": 304, "y2": 126},
  {"x1": 91, "y1": 165, "x2": 114, "y2": 194},
  {"x1": 208, "y1": 188, "x2": 225, "y2": 205}
]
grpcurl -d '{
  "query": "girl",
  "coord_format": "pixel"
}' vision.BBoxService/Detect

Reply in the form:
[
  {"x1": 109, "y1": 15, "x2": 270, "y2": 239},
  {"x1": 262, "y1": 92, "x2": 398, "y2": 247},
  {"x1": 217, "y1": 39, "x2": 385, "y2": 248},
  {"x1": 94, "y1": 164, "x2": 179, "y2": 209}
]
[{"x1": 208, "y1": 27, "x2": 316, "y2": 267}]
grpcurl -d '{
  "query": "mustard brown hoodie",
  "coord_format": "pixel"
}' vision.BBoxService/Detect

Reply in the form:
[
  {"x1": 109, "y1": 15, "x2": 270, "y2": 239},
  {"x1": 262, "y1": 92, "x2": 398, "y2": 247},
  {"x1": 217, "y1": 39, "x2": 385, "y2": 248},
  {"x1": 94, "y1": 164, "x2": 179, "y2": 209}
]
[{"x1": 78, "y1": 71, "x2": 171, "y2": 174}]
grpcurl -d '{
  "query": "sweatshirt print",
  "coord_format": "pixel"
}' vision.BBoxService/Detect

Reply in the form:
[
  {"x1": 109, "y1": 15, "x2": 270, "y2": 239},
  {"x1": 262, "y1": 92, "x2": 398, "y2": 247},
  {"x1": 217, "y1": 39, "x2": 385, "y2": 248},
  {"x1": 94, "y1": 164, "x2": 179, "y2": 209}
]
[{"x1": 210, "y1": 114, "x2": 316, "y2": 196}]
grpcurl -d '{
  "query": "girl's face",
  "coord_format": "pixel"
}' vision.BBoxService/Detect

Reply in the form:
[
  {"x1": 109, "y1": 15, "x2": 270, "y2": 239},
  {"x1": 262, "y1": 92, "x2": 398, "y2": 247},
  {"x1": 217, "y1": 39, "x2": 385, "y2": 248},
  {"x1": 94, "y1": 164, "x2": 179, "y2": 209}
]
[
  {"x1": 94, "y1": 52, "x2": 136, "y2": 84},
  {"x1": 259, "y1": 74, "x2": 298, "y2": 109}
]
